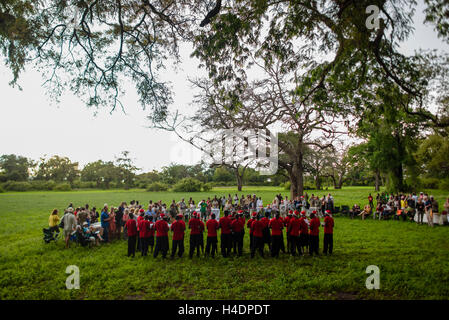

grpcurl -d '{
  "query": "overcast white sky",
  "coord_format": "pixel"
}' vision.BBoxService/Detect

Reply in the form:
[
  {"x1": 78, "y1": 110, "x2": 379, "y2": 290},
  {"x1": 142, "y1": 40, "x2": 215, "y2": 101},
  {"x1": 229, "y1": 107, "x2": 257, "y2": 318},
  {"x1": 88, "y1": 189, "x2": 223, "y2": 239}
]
[{"x1": 1, "y1": 1, "x2": 448, "y2": 173}]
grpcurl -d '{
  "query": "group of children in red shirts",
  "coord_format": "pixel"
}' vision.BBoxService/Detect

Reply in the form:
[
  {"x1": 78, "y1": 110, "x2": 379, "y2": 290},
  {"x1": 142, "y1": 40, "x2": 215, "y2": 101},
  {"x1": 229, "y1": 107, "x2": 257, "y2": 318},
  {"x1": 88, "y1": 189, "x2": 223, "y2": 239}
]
[{"x1": 124, "y1": 208, "x2": 335, "y2": 259}]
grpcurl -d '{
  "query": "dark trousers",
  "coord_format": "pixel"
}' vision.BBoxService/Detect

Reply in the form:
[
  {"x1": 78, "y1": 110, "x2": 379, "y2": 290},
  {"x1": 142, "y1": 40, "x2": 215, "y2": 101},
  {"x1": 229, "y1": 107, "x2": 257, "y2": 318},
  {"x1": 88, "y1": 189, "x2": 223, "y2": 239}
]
[
  {"x1": 271, "y1": 235, "x2": 282, "y2": 257},
  {"x1": 128, "y1": 235, "x2": 137, "y2": 257},
  {"x1": 290, "y1": 235, "x2": 302, "y2": 256},
  {"x1": 148, "y1": 236, "x2": 154, "y2": 252},
  {"x1": 286, "y1": 234, "x2": 291, "y2": 253},
  {"x1": 299, "y1": 233, "x2": 309, "y2": 253},
  {"x1": 279, "y1": 232, "x2": 285, "y2": 253},
  {"x1": 205, "y1": 236, "x2": 218, "y2": 257},
  {"x1": 137, "y1": 234, "x2": 141, "y2": 250},
  {"x1": 251, "y1": 236, "x2": 264, "y2": 258},
  {"x1": 141, "y1": 236, "x2": 149, "y2": 256},
  {"x1": 233, "y1": 231, "x2": 244, "y2": 256},
  {"x1": 309, "y1": 235, "x2": 319, "y2": 256},
  {"x1": 199, "y1": 234, "x2": 204, "y2": 253},
  {"x1": 103, "y1": 227, "x2": 109, "y2": 242},
  {"x1": 221, "y1": 233, "x2": 232, "y2": 257},
  {"x1": 189, "y1": 234, "x2": 201, "y2": 258},
  {"x1": 172, "y1": 239, "x2": 184, "y2": 258},
  {"x1": 154, "y1": 236, "x2": 169, "y2": 258},
  {"x1": 323, "y1": 233, "x2": 333, "y2": 254}
]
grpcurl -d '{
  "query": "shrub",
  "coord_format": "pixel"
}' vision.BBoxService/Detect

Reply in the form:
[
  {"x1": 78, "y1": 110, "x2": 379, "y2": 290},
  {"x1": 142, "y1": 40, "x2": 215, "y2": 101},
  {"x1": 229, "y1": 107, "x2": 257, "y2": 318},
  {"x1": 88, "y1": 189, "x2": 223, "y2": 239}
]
[
  {"x1": 3, "y1": 181, "x2": 32, "y2": 191},
  {"x1": 202, "y1": 182, "x2": 213, "y2": 192},
  {"x1": 282, "y1": 181, "x2": 291, "y2": 191},
  {"x1": 146, "y1": 182, "x2": 169, "y2": 192},
  {"x1": 52, "y1": 183, "x2": 72, "y2": 191},
  {"x1": 30, "y1": 180, "x2": 56, "y2": 191},
  {"x1": 420, "y1": 177, "x2": 440, "y2": 189},
  {"x1": 0, "y1": 185, "x2": 4, "y2": 193},
  {"x1": 438, "y1": 179, "x2": 449, "y2": 191},
  {"x1": 173, "y1": 178, "x2": 203, "y2": 192}
]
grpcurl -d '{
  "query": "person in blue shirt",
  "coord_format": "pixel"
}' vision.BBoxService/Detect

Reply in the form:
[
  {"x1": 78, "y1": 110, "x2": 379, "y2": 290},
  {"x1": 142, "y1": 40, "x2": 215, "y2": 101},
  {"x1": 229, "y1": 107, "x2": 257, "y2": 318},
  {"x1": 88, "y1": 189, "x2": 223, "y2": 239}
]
[{"x1": 100, "y1": 205, "x2": 112, "y2": 242}]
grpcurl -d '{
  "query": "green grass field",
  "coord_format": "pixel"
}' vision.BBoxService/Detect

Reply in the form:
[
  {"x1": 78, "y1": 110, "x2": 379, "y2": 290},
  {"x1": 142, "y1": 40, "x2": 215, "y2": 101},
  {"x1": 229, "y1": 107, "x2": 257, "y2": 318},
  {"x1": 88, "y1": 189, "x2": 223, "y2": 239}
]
[{"x1": 1, "y1": 186, "x2": 449, "y2": 300}]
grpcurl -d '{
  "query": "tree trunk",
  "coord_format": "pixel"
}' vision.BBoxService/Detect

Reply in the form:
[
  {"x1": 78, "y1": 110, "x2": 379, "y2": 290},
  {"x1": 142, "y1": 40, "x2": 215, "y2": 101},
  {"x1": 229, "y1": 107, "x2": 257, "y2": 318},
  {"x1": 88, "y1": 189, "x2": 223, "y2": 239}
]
[
  {"x1": 374, "y1": 169, "x2": 380, "y2": 191},
  {"x1": 315, "y1": 175, "x2": 321, "y2": 190},
  {"x1": 289, "y1": 174, "x2": 298, "y2": 199},
  {"x1": 235, "y1": 168, "x2": 243, "y2": 191}
]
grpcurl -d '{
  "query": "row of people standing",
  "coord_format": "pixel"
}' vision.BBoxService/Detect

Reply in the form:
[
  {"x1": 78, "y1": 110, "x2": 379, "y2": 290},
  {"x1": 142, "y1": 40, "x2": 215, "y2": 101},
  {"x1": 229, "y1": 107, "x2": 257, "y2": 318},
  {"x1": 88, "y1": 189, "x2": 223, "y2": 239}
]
[{"x1": 124, "y1": 208, "x2": 335, "y2": 259}]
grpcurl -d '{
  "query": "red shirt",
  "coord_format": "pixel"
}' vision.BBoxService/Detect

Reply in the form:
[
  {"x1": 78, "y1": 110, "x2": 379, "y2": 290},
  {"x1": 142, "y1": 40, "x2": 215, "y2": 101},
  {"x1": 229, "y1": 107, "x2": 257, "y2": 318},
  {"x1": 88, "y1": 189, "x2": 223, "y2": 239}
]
[
  {"x1": 189, "y1": 218, "x2": 202, "y2": 235},
  {"x1": 288, "y1": 217, "x2": 301, "y2": 237},
  {"x1": 239, "y1": 217, "x2": 246, "y2": 226},
  {"x1": 247, "y1": 218, "x2": 255, "y2": 234},
  {"x1": 199, "y1": 220, "x2": 205, "y2": 234},
  {"x1": 284, "y1": 216, "x2": 291, "y2": 227},
  {"x1": 269, "y1": 218, "x2": 283, "y2": 236},
  {"x1": 142, "y1": 220, "x2": 152, "y2": 238},
  {"x1": 206, "y1": 219, "x2": 219, "y2": 237},
  {"x1": 299, "y1": 217, "x2": 308, "y2": 234},
  {"x1": 138, "y1": 219, "x2": 147, "y2": 238},
  {"x1": 219, "y1": 216, "x2": 232, "y2": 234},
  {"x1": 126, "y1": 219, "x2": 137, "y2": 237},
  {"x1": 309, "y1": 217, "x2": 320, "y2": 236},
  {"x1": 155, "y1": 219, "x2": 169, "y2": 237},
  {"x1": 260, "y1": 217, "x2": 269, "y2": 228},
  {"x1": 171, "y1": 220, "x2": 186, "y2": 240},
  {"x1": 231, "y1": 218, "x2": 244, "y2": 233},
  {"x1": 324, "y1": 216, "x2": 334, "y2": 234},
  {"x1": 252, "y1": 220, "x2": 264, "y2": 238},
  {"x1": 148, "y1": 222, "x2": 155, "y2": 237},
  {"x1": 137, "y1": 215, "x2": 144, "y2": 231}
]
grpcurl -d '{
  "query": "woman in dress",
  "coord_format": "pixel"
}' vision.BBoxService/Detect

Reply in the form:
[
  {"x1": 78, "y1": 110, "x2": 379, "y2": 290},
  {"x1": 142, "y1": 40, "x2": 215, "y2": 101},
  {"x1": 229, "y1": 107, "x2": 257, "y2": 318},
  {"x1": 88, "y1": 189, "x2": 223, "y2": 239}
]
[{"x1": 108, "y1": 207, "x2": 116, "y2": 241}]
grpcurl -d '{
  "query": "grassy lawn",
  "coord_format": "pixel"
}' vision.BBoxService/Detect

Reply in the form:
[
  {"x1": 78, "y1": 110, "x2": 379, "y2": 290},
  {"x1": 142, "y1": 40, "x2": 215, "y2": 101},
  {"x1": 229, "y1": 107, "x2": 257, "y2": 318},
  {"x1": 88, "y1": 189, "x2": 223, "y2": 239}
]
[{"x1": 0, "y1": 186, "x2": 448, "y2": 299}]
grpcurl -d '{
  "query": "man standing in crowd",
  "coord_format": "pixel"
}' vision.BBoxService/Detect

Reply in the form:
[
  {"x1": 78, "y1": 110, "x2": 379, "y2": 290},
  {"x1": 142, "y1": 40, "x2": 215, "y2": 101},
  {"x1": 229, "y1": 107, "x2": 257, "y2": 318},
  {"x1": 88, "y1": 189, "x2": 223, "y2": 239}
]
[
  {"x1": 269, "y1": 212, "x2": 284, "y2": 257},
  {"x1": 250, "y1": 214, "x2": 265, "y2": 258},
  {"x1": 299, "y1": 210, "x2": 309, "y2": 254},
  {"x1": 219, "y1": 210, "x2": 232, "y2": 257},
  {"x1": 62, "y1": 207, "x2": 77, "y2": 248},
  {"x1": 309, "y1": 211, "x2": 320, "y2": 256},
  {"x1": 323, "y1": 210, "x2": 334, "y2": 255},
  {"x1": 231, "y1": 211, "x2": 245, "y2": 256},
  {"x1": 189, "y1": 212, "x2": 202, "y2": 258},
  {"x1": 171, "y1": 213, "x2": 186, "y2": 258},
  {"x1": 288, "y1": 211, "x2": 301, "y2": 256},
  {"x1": 424, "y1": 195, "x2": 433, "y2": 227},
  {"x1": 125, "y1": 212, "x2": 137, "y2": 258},
  {"x1": 100, "y1": 205, "x2": 112, "y2": 242},
  {"x1": 284, "y1": 210, "x2": 293, "y2": 253},
  {"x1": 247, "y1": 212, "x2": 257, "y2": 252},
  {"x1": 261, "y1": 211, "x2": 272, "y2": 253},
  {"x1": 206, "y1": 213, "x2": 219, "y2": 258},
  {"x1": 154, "y1": 213, "x2": 169, "y2": 258}
]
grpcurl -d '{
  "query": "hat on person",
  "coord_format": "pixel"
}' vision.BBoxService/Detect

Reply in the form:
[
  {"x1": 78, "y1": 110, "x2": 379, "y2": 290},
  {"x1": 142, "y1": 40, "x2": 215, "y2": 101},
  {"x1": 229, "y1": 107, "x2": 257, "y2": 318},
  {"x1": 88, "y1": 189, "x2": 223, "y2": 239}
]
[
  {"x1": 82, "y1": 222, "x2": 88, "y2": 226},
  {"x1": 312, "y1": 210, "x2": 317, "y2": 214},
  {"x1": 139, "y1": 209, "x2": 145, "y2": 213},
  {"x1": 160, "y1": 213, "x2": 165, "y2": 218},
  {"x1": 288, "y1": 210, "x2": 293, "y2": 215},
  {"x1": 301, "y1": 210, "x2": 306, "y2": 216},
  {"x1": 294, "y1": 210, "x2": 299, "y2": 216},
  {"x1": 177, "y1": 213, "x2": 183, "y2": 218},
  {"x1": 252, "y1": 212, "x2": 257, "y2": 217},
  {"x1": 67, "y1": 207, "x2": 74, "y2": 213}
]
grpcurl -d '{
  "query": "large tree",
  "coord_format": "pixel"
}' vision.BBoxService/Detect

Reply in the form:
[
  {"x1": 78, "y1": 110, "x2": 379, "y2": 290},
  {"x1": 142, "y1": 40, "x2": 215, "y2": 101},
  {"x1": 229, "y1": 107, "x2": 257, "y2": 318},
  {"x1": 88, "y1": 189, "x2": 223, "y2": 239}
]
[{"x1": 0, "y1": 154, "x2": 33, "y2": 181}]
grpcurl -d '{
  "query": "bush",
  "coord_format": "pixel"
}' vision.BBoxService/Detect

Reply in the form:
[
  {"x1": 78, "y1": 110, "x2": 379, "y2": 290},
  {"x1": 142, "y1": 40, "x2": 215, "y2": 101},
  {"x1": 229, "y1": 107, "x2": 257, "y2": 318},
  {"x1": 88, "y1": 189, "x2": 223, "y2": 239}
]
[
  {"x1": 282, "y1": 181, "x2": 291, "y2": 191},
  {"x1": 420, "y1": 177, "x2": 440, "y2": 189},
  {"x1": 438, "y1": 179, "x2": 449, "y2": 191},
  {"x1": 202, "y1": 182, "x2": 213, "y2": 192},
  {"x1": 173, "y1": 178, "x2": 203, "y2": 192},
  {"x1": 30, "y1": 180, "x2": 56, "y2": 191},
  {"x1": 146, "y1": 182, "x2": 169, "y2": 192},
  {"x1": 0, "y1": 185, "x2": 4, "y2": 193},
  {"x1": 52, "y1": 183, "x2": 72, "y2": 191},
  {"x1": 3, "y1": 181, "x2": 32, "y2": 191}
]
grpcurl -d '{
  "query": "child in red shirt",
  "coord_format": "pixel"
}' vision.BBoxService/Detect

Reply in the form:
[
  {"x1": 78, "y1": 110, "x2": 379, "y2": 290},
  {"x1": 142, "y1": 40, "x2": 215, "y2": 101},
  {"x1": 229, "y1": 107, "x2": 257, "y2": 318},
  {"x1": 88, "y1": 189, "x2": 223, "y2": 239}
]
[{"x1": 323, "y1": 210, "x2": 334, "y2": 255}]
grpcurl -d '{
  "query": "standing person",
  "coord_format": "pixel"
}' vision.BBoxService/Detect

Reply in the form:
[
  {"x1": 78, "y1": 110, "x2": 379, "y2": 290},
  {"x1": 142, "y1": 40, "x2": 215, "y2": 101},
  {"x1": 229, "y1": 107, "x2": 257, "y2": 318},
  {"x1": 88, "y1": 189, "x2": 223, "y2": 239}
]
[
  {"x1": 261, "y1": 211, "x2": 271, "y2": 253},
  {"x1": 138, "y1": 214, "x2": 148, "y2": 256},
  {"x1": 108, "y1": 207, "x2": 116, "y2": 241},
  {"x1": 200, "y1": 200, "x2": 207, "y2": 221},
  {"x1": 424, "y1": 196, "x2": 433, "y2": 227},
  {"x1": 100, "y1": 206, "x2": 112, "y2": 243},
  {"x1": 147, "y1": 216, "x2": 155, "y2": 253},
  {"x1": 416, "y1": 198, "x2": 425, "y2": 224},
  {"x1": 368, "y1": 194, "x2": 374, "y2": 210},
  {"x1": 48, "y1": 209, "x2": 60, "y2": 235},
  {"x1": 205, "y1": 213, "x2": 219, "y2": 258},
  {"x1": 323, "y1": 210, "x2": 334, "y2": 255},
  {"x1": 269, "y1": 212, "x2": 284, "y2": 257},
  {"x1": 154, "y1": 213, "x2": 169, "y2": 258},
  {"x1": 309, "y1": 211, "x2": 320, "y2": 256},
  {"x1": 199, "y1": 217, "x2": 205, "y2": 254},
  {"x1": 116, "y1": 202, "x2": 125, "y2": 240},
  {"x1": 299, "y1": 211, "x2": 309, "y2": 255},
  {"x1": 284, "y1": 211, "x2": 293, "y2": 253},
  {"x1": 62, "y1": 208, "x2": 77, "y2": 248},
  {"x1": 287, "y1": 212, "x2": 301, "y2": 256},
  {"x1": 231, "y1": 211, "x2": 244, "y2": 256},
  {"x1": 171, "y1": 214, "x2": 186, "y2": 258},
  {"x1": 189, "y1": 212, "x2": 202, "y2": 258},
  {"x1": 218, "y1": 210, "x2": 232, "y2": 257},
  {"x1": 125, "y1": 212, "x2": 137, "y2": 258},
  {"x1": 250, "y1": 214, "x2": 264, "y2": 258},
  {"x1": 136, "y1": 209, "x2": 145, "y2": 251},
  {"x1": 247, "y1": 212, "x2": 257, "y2": 252}
]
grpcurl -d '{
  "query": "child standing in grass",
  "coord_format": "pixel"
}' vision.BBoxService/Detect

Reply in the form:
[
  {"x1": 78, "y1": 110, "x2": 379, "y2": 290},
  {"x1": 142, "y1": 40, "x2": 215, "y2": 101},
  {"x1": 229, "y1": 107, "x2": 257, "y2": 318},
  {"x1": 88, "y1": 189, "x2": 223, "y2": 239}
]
[{"x1": 126, "y1": 212, "x2": 137, "y2": 258}]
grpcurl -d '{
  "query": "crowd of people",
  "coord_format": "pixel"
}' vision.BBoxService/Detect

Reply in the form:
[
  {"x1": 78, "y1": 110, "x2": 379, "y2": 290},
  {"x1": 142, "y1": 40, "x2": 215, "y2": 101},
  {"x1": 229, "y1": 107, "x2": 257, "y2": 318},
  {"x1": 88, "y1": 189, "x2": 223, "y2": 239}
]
[
  {"x1": 349, "y1": 192, "x2": 449, "y2": 227},
  {"x1": 45, "y1": 193, "x2": 336, "y2": 259}
]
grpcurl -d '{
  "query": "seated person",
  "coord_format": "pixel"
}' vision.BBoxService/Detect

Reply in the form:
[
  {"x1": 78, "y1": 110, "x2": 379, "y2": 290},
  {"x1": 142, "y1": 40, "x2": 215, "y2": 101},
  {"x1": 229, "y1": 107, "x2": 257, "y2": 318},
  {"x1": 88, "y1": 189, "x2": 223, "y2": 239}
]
[
  {"x1": 359, "y1": 204, "x2": 372, "y2": 220},
  {"x1": 374, "y1": 203, "x2": 383, "y2": 220},
  {"x1": 350, "y1": 204, "x2": 361, "y2": 219},
  {"x1": 382, "y1": 204, "x2": 392, "y2": 219},
  {"x1": 405, "y1": 205, "x2": 415, "y2": 222}
]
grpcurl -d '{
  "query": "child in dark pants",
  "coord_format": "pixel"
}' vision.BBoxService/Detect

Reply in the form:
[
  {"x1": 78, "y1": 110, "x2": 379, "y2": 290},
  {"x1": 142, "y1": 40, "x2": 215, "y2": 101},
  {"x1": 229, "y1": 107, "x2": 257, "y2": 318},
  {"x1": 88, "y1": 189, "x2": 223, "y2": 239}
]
[
  {"x1": 126, "y1": 213, "x2": 137, "y2": 258},
  {"x1": 205, "y1": 213, "x2": 219, "y2": 258},
  {"x1": 147, "y1": 216, "x2": 155, "y2": 253}
]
